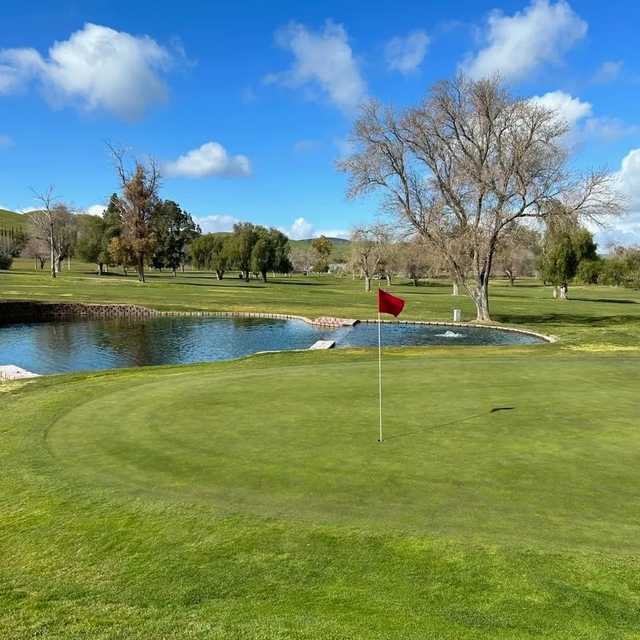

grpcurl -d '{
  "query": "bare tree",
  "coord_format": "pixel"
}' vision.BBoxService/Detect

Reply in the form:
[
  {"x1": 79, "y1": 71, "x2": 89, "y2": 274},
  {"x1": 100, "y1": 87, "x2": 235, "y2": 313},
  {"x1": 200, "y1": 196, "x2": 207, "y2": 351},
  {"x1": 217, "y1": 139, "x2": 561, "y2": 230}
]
[
  {"x1": 339, "y1": 75, "x2": 621, "y2": 321},
  {"x1": 29, "y1": 187, "x2": 61, "y2": 279},
  {"x1": 290, "y1": 247, "x2": 314, "y2": 275},
  {"x1": 23, "y1": 236, "x2": 49, "y2": 270},
  {"x1": 350, "y1": 224, "x2": 393, "y2": 292},
  {"x1": 397, "y1": 238, "x2": 434, "y2": 286},
  {"x1": 109, "y1": 145, "x2": 160, "y2": 283},
  {"x1": 494, "y1": 223, "x2": 541, "y2": 285}
]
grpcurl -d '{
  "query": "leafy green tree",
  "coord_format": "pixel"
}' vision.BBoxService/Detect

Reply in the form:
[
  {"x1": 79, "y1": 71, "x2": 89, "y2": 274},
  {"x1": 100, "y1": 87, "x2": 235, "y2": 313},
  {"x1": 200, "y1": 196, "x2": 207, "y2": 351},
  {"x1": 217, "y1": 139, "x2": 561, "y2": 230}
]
[
  {"x1": 540, "y1": 223, "x2": 599, "y2": 299},
  {"x1": 229, "y1": 223, "x2": 259, "y2": 281},
  {"x1": 191, "y1": 233, "x2": 230, "y2": 279},
  {"x1": 268, "y1": 229, "x2": 292, "y2": 275},
  {"x1": 151, "y1": 200, "x2": 200, "y2": 275},
  {"x1": 311, "y1": 235, "x2": 333, "y2": 273},
  {"x1": 76, "y1": 215, "x2": 109, "y2": 274},
  {"x1": 251, "y1": 237, "x2": 272, "y2": 282}
]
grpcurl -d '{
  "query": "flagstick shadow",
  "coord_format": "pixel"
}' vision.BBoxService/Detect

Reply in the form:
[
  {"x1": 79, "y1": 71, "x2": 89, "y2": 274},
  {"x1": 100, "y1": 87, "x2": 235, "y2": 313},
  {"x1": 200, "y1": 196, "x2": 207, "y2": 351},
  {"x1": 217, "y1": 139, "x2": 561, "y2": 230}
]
[{"x1": 382, "y1": 407, "x2": 515, "y2": 442}]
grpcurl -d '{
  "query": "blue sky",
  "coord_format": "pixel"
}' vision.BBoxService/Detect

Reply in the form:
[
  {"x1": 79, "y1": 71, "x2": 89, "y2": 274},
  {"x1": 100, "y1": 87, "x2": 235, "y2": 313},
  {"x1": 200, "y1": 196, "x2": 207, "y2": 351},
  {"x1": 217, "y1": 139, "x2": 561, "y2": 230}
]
[{"x1": 1, "y1": 0, "x2": 640, "y2": 243}]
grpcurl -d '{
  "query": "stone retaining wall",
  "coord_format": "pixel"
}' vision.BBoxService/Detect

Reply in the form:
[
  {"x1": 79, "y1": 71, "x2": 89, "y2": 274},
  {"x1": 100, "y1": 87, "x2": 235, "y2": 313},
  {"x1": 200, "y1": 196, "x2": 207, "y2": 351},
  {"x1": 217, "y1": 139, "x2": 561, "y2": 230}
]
[{"x1": 0, "y1": 301, "x2": 314, "y2": 325}]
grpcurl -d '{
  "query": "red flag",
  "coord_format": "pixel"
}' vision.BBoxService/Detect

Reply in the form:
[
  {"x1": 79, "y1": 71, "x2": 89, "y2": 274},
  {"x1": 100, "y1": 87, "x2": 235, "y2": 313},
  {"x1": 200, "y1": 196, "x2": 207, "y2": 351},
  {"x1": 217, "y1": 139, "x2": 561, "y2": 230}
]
[{"x1": 378, "y1": 288, "x2": 405, "y2": 317}]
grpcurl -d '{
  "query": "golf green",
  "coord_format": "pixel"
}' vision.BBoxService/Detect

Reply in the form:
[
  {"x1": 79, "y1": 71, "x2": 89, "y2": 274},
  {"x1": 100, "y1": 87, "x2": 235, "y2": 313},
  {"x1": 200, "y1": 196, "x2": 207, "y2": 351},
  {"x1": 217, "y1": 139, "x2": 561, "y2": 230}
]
[{"x1": 3, "y1": 347, "x2": 640, "y2": 638}]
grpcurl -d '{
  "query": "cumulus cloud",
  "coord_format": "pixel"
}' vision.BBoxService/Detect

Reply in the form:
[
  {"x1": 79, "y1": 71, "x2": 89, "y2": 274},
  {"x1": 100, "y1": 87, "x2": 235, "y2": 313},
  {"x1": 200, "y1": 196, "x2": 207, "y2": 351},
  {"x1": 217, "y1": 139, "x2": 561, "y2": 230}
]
[
  {"x1": 529, "y1": 90, "x2": 592, "y2": 127},
  {"x1": 464, "y1": 0, "x2": 587, "y2": 82},
  {"x1": 594, "y1": 149, "x2": 640, "y2": 247},
  {"x1": 279, "y1": 216, "x2": 348, "y2": 240},
  {"x1": 194, "y1": 214, "x2": 240, "y2": 233},
  {"x1": 385, "y1": 30, "x2": 429, "y2": 74},
  {"x1": 529, "y1": 90, "x2": 638, "y2": 143},
  {"x1": 265, "y1": 20, "x2": 367, "y2": 113},
  {"x1": 0, "y1": 23, "x2": 173, "y2": 120},
  {"x1": 84, "y1": 204, "x2": 107, "y2": 216},
  {"x1": 164, "y1": 142, "x2": 251, "y2": 178}
]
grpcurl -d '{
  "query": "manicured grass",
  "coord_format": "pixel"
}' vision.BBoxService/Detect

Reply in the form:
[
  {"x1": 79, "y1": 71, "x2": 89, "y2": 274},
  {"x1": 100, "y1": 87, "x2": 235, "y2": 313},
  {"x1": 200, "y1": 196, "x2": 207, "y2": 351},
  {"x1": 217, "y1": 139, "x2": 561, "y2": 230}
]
[
  {"x1": 1, "y1": 349, "x2": 640, "y2": 638},
  {"x1": 2, "y1": 259, "x2": 640, "y2": 637},
  {"x1": 3, "y1": 257, "x2": 640, "y2": 346}
]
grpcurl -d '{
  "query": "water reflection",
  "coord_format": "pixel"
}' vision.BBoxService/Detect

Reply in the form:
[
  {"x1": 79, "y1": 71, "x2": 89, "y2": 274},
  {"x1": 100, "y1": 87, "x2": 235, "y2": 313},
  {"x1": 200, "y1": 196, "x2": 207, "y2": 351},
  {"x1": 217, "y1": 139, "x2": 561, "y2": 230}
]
[{"x1": 0, "y1": 316, "x2": 543, "y2": 375}]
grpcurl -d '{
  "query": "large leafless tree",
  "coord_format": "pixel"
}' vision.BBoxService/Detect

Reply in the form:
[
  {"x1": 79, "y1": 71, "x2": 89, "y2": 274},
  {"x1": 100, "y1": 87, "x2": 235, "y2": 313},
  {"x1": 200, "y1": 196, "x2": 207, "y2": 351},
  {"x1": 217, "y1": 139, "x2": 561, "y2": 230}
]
[
  {"x1": 109, "y1": 145, "x2": 160, "y2": 283},
  {"x1": 29, "y1": 187, "x2": 75, "y2": 278},
  {"x1": 339, "y1": 75, "x2": 621, "y2": 321},
  {"x1": 349, "y1": 224, "x2": 393, "y2": 292}
]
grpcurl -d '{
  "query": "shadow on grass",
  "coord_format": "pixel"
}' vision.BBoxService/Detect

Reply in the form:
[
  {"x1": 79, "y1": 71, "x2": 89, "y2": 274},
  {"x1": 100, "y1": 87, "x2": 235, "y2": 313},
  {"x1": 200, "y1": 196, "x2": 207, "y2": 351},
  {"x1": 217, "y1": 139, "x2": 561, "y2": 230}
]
[
  {"x1": 570, "y1": 298, "x2": 638, "y2": 305},
  {"x1": 494, "y1": 313, "x2": 640, "y2": 327},
  {"x1": 385, "y1": 407, "x2": 516, "y2": 441}
]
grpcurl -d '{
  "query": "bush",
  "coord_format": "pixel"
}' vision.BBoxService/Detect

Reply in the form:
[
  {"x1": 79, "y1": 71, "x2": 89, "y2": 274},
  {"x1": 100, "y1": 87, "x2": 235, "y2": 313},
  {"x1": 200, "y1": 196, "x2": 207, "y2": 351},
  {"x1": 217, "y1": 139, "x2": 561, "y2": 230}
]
[{"x1": 0, "y1": 250, "x2": 14, "y2": 270}]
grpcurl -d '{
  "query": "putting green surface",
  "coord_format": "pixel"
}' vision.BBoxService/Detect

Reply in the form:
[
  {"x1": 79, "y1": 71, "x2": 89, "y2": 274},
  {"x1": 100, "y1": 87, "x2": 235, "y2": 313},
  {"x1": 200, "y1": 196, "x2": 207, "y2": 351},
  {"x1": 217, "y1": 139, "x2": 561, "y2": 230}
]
[{"x1": 3, "y1": 347, "x2": 640, "y2": 638}]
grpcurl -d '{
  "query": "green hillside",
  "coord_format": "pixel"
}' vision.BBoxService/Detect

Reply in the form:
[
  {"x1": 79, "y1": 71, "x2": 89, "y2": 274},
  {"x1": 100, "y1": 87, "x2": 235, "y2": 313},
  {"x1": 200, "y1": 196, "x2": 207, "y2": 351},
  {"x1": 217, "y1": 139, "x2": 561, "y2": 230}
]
[
  {"x1": 290, "y1": 236, "x2": 351, "y2": 260},
  {"x1": 0, "y1": 209, "x2": 28, "y2": 230}
]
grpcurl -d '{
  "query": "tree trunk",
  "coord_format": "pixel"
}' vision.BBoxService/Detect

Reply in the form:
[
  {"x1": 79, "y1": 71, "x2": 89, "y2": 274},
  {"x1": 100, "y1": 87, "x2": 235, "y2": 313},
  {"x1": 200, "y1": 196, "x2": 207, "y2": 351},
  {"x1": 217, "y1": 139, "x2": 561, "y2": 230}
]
[
  {"x1": 98, "y1": 263, "x2": 104, "y2": 276},
  {"x1": 559, "y1": 283, "x2": 568, "y2": 299},
  {"x1": 469, "y1": 274, "x2": 491, "y2": 322},
  {"x1": 452, "y1": 281, "x2": 459, "y2": 296},
  {"x1": 386, "y1": 274, "x2": 391, "y2": 286},
  {"x1": 505, "y1": 270, "x2": 515, "y2": 286},
  {"x1": 261, "y1": 271, "x2": 267, "y2": 283},
  {"x1": 138, "y1": 256, "x2": 145, "y2": 283},
  {"x1": 364, "y1": 275, "x2": 371, "y2": 292},
  {"x1": 49, "y1": 224, "x2": 56, "y2": 279},
  {"x1": 412, "y1": 277, "x2": 419, "y2": 286}
]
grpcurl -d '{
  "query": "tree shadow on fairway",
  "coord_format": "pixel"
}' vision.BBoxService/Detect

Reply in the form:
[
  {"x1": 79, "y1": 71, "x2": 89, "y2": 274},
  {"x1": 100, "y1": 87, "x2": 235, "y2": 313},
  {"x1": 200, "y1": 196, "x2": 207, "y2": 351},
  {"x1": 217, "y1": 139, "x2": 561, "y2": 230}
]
[
  {"x1": 569, "y1": 298, "x2": 638, "y2": 305},
  {"x1": 494, "y1": 313, "x2": 640, "y2": 328},
  {"x1": 384, "y1": 407, "x2": 515, "y2": 441}
]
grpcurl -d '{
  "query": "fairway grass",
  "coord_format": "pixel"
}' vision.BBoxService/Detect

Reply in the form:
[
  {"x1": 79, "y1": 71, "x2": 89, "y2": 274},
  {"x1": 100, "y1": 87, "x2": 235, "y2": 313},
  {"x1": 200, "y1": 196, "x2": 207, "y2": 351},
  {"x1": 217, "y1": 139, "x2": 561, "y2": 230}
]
[
  {"x1": 2, "y1": 262, "x2": 640, "y2": 637},
  {"x1": 2, "y1": 348, "x2": 640, "y2": 638}
]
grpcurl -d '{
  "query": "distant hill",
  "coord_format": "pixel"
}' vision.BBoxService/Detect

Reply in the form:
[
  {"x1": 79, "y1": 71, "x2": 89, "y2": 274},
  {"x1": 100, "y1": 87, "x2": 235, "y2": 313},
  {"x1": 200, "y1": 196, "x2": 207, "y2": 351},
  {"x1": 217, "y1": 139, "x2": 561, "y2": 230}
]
[
  {"x1": 0, "y1": 209, "x2": 28, "y2": 230},
  {"x1": 289, "y1": 237, "x2": 351, "y2": 261}
]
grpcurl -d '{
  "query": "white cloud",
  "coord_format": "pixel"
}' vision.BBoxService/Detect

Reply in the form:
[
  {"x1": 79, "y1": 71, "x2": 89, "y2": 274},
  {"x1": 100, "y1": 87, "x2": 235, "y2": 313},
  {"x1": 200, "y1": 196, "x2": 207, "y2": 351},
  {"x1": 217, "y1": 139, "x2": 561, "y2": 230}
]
[
  {"x1": 385, "y1": 30, "x2": 429, "y2": 74},
  {"x1": 279, "y1": 216, "x2": 348, "y2": 240},
  {"x1": 0, "y1": 23, "x2": 173, "y2": 120},
  {"x1": 464, "y1": 0, "x2": 587, "y2": 82},
  {"x1": 0, "y1": 134, "x2": 12, "y2": 147},
  {"x1": 281, "y1": 217, "x2": 315, "y2": 240},
  {"x1": 194, "y1": 214, "x2": 240, "y2": 233},
  {"x1": 593, "y1": 60, "x2": 623, "y2": 84},
  {"x1": 317, "y1": 228, "x2": 350, "y2": 240},
  {"x1": 266, "y1": 20, "x2": 367, "y2": 113},
  {"x1": 84, "y1": 204, "x2": 106, "y2": 216},
  {"x1": 596, "y1": 149, "x2": 640, "y2": 246},
  {"x1": 530, "y1": 90, "x2": 638, "y2": 144},
  {"x1": 529, "y1": 90, "x2": 592, "y2": 127},
  {"x1": 164, "y1": 142, "x2": 251, "y2": 178}
]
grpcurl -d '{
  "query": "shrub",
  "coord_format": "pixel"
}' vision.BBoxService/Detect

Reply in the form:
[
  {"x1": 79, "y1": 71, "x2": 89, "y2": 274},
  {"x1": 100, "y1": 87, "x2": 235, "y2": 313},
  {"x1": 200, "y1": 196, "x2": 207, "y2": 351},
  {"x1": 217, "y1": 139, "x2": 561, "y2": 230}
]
[{"x1": 0, "y1": 250, "x2": 14, "y2": 270}]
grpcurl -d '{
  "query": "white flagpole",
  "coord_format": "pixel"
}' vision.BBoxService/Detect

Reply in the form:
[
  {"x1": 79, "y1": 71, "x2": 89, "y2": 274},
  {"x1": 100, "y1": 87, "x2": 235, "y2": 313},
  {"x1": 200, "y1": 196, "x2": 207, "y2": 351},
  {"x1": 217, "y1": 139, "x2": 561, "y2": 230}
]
[{"x1": 378, "y1": 310, "x2": 383, "y2": 443}]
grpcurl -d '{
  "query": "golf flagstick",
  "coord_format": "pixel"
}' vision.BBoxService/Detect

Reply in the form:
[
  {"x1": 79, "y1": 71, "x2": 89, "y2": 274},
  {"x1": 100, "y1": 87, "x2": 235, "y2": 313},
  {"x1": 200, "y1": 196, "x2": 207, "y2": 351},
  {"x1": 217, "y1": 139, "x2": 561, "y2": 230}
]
[
  {"x1": 378, "y1": 311, "x2": 383, "y2": 443},
  {"x1": 376, "y1": 288, "x2": 405, "y2": 444}
]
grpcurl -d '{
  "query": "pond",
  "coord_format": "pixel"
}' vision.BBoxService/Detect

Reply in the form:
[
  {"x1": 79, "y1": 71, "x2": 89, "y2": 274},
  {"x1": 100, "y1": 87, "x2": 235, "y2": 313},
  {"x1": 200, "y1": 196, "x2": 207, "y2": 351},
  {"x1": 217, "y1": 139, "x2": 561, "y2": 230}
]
[{"x1": 0, "y1": 316, "x2": 545, "y2": 374}]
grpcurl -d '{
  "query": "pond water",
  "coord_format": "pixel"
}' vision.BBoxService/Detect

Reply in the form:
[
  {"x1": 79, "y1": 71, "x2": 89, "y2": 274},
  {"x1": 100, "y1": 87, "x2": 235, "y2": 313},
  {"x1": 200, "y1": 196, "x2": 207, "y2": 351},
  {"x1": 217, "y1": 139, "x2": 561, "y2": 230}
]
[{"x1": 0, "y1": 316, "x2": 544, "y2": 374}]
